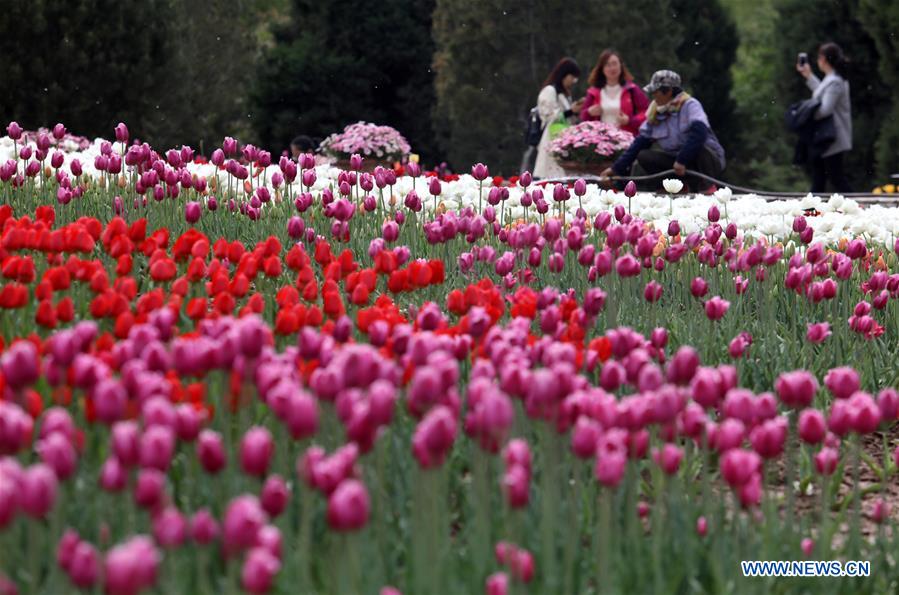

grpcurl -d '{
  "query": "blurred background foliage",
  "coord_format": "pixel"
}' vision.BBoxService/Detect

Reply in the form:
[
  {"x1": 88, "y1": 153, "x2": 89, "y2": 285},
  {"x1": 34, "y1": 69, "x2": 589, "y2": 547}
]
[{"x1": 0, "y1": 0, "x2": 896, "y2": 189}]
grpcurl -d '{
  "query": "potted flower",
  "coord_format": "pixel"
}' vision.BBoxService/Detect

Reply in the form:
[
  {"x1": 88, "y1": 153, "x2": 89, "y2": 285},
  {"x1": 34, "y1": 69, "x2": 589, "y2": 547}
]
[
  {"x1": 550, "y1": 121, "x2": 634, "y2": 176},
  {"x1": 319, "y1": 122, "x2": 411, "y2": 172}
]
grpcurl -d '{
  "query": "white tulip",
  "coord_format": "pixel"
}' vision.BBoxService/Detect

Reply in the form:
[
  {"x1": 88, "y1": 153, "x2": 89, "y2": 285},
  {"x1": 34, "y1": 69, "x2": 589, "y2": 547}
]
[
  {"x1": 713, "y1": 186, "x2": 733, "y2": 204},
  {"x1": 662, "y1": 178, "x2": 683, "y2": 194}
]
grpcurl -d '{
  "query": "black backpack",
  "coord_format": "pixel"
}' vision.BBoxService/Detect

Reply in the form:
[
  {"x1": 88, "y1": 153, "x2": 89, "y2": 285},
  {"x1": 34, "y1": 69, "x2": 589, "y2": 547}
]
[{"x1": 524, "y1": 107, "x2": 543, "y2": 146}]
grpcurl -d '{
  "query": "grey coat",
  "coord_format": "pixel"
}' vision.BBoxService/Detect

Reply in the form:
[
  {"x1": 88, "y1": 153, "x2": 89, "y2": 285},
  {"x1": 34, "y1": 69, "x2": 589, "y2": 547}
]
[{"x1": 806, "y1": 73, "x2": 851, "y2": 157}]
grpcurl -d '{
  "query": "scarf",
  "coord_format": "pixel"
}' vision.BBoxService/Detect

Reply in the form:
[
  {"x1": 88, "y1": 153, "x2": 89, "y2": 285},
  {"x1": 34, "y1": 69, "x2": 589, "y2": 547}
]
[{"x1": 646, "y1": 92, "x2": 692, "y2": 125}]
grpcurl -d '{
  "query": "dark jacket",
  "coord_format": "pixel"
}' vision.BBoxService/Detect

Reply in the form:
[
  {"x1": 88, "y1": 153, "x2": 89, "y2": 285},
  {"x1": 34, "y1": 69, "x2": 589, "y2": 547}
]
[{"x1": 786, "y1": 98, "x2": 836, "y2": 165}]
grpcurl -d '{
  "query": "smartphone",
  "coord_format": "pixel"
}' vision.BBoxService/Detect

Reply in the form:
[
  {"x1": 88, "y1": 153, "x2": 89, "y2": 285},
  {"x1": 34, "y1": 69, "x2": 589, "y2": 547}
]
[{"x1": 798, "y1": 52, "x2": 808, "y2": 66}]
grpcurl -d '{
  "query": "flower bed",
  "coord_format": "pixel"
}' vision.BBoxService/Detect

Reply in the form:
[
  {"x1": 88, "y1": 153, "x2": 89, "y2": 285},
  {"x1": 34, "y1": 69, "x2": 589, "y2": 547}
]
[
  {"x1": 0, "y1": 122, "x2": 898, "y2": 594},
  {"x1": 319, "y1": 121, "x2": 411, "y2": 165}
]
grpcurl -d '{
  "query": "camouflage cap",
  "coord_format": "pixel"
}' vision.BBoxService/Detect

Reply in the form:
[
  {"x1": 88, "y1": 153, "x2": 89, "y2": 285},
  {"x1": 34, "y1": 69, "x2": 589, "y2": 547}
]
[{"x1": 644, "y1": 70, "x2": 682, "y2": 95}]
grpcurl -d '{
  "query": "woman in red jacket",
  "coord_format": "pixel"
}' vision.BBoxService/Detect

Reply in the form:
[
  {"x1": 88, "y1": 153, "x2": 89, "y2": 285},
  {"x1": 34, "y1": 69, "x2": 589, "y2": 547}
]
[{"x1": 580, "y1": 49, "x2": 649, "y2": 136}]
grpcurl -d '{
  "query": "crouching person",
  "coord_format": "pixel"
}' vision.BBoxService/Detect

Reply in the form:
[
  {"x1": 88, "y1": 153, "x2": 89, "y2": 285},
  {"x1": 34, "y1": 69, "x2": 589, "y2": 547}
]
[{"x1": 602, "y1": 70, "x2": 725, "y2": 193}]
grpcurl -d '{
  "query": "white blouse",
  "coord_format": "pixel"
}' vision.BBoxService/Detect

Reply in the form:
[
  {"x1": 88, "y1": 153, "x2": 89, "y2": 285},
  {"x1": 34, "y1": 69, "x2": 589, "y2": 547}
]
[{"x1": 601, "y1": 84, "x2": 621, "y2": 125}]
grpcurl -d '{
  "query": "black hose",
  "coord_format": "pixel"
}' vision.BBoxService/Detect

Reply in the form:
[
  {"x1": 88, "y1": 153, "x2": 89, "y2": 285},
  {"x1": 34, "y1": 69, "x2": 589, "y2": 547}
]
[{"x1": 540, "y1": 168, "x2": 897, "y2": 202}]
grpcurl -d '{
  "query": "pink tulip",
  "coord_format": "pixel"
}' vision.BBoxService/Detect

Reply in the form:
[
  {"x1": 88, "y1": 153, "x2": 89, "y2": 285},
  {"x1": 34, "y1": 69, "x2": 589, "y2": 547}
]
[
  {"x1": 870, "y1": 498, "x2": 890, "y2": 524},
  {"x1": 241, "y1": 547, "x2": 281, "y2": 594},
  {"x1": 806, "y1": 242, "x2": 825, "y2": 263},
  {"x1": 503, "y1": 439, "x2": 531, "y2": 474},
  {"x1": 57, "y1": 529, "x2": 81, "y2": 572},
  {"x1": 667, "y1": 346, "x2": 700, "y2": 386},
  {"x1": 696, "y1": 516, "x2": 708, "y2": 537},
  {"x1": 37, "y1": 432, "x2": 77, "y2": 480},
  {"x1": 0, "y1": 472, "x2": 17, "y2": 529},
  {"x1": 99, "y1": 457, "x2": 127, "y2": 492},
  {"x1": 486, "y1": 572, "x2": 509, "y2": 595},
  {"x1": 152, "y1": 507, "x2": 188, "y2": 548},
  {"x1": 6, "y1": 121, "x2": 23, "y2": 140},
  {"x1": 654, "y1": 443, "x2": 683, "y2": 475},
  {"x1": 0, "y1": 402, "x2": 33, "y2": 455},
  {"x1": 260, "y1": 475, "x2": 290, "y2": 518},
  {"x1": 190, "y1": 509, "x2": 220, "y2": 544},
  {"x1": 571, "y1": 417, "x2": 601, "y2": 458},
  {"x1": 813, "y1": 447, "x2": 839, "y2": 476},
  {"x1": 223, "y1": 495, "x2": 267, "y2": 553},
  {"x1": 690, "y1": 277, "x2": 708, "y2": 298},
  {"x1": 775, "y1": 370, "x2": 818, "y2": 409},
  {"x1": 806, "y1": 322, "x2": 831, "y2": 344},
  {"x1": 327, "y1": 478, "x2": 370, "y2": 531},
  {"x1": 502, "y1": 464, "x2": 530, "y2": 508},
  {"x1": 878, "y1": 388, "x2": 899, "y2": 422},
  {"x1": 21, "y1": 464, "x2": 58, "y2": 518},
  {"x1": 68, "y1": 541, "x2": 100, "y2": 588},
  {"x1": 827, "y1": 400, "x2": 852, "y2": 436},
  {"x1": 412, "y1": 406, "x2": 457, "y2": 469},
  {"x1": 728, "y1": 335, "x2": 748, "y2": 359},
  {"x1": 573, "y1": 178, "x2": 587, "y2": 196},
  {"x1": 594, "y1": 451, "x2": 626, "y2": 488},
  {"x1": 720, "y1": 449, "x2": 760, "y2": 488},
  {"x1": 134, "y1": 468, "x2": 166, "y2": 510},
  {"x1": 643, "y1": 280, "x2": 663, "y2": 303},
  {"x1": 240, "y1": 427, "x2": 274, "y2": 477},
  {"x1": 737, "y1": 472, "x2": 762, "y2": 507},
  {"x1": 196, "y1": 430, "x2": 227, "y2": 474},
  {"x1": 103, "y1": 535, "x2": 160, "y2": 595},
  {"x1": 749, "y1": 417, "x2": 787, "y2": 459},
  {"x1": 801, "y1": 538, "x2": 815, "y2": 556},
  {"x1": 0, "y1": 340, "x2": 40, "y2": 390},
  {"x1": 139, "y1": 425, "x2": 176, "y2": 471},
  {"x1": 114, "y1": 123, "x2": 129, "y2": 143},
  {"x1": 848, "y1": 392, "x2": 881, "y2": 434},
  {"x1": 798, "y1": 409, "x2": 826, "y2": 444},
  {"x1": 255, "y1": 525, "x2": 283, "y2": 560},
  {"x1": 704, "y1": 296, "x2": 730, "y2": 321},
  {"x1": 824, "y1": 366, "x2": 860, "y2": 400},
  {"x1": 185, "y1": 201, "x2": 201, "y2": 224},
  {"x1": 615, "y1": 254, "x2": 641, "y2": 277}
]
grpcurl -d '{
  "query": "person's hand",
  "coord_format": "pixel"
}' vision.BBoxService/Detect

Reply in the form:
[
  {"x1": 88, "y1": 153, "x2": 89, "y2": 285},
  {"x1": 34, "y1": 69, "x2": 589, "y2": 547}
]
[
  {"x1": 600, "y1": 167, "x2": 614, "y2": 179},
  {"x1": 587, "y1": 104, "x2": 602, "y2": 118},
  {"x1": 616, "y1": 112, "x2": 629, "y2": 126},
  {"x1": 571, "y1": 98, "x2": 585, "y2": 112},
  {"x1": 796, "y1": 62, "x2": 812, "y2": 79},
  {"x1": 673, "y1": 161, "x2": 686, "y2": 176}
]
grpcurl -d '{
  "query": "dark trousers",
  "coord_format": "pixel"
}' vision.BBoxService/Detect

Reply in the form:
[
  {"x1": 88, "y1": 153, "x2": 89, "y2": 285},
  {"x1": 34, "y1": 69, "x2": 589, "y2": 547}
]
[
  {"x1": 810, "y1": 152, "x2": 850, "y2": 194},
  {"x1": 632, "y1": 147, "x2": 722, "y2": 192}
]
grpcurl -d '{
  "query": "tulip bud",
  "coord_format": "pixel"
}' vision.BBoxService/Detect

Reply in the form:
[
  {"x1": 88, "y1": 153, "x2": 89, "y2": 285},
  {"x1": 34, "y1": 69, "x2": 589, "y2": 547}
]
[
  {"x1": 6, "y1": 121, "x2": 23, "y2": 140},
  {"x1": 114, "y1": 123, "x2": 129, "y2": 143},
  {"x1": 240, "y1": 427, "x2": 274, "y2": 477}
]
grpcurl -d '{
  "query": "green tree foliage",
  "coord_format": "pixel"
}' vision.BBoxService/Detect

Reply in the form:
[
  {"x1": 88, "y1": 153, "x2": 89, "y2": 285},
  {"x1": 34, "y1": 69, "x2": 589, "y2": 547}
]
[
  {"x1": 0, "y1": 0, "x2": 170, "y2": 142},
  {"x1": 670, "y1": 0, "x2": 739, "y2": 156},
  {"x1": 253, "y1": 0, "x2": 437, "y2": 160},
  {"x1": 857, "y1": 0, "x2": 899, "y2": 179},
  {"x1": 772, "y1": 0, "x2": 889, "y2": 191},
  {"x1": 0, "y1": 0, "x2": 263, "y2": 152},
  {"x1": 721, "y1": 0, "x2": 808, "y2": 191}
]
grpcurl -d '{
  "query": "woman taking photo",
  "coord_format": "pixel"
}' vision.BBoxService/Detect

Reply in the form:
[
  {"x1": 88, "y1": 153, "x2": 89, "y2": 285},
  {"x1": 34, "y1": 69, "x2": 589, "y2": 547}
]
[
  {"x1": 797, "y1": 42, "x2": 852, "y2": 193},
  {"x1": 533, "y1": 57, "x2": 583, "y2": 179},
  {"x1": 580, "y1": 49, "x2": 649, "y2": 136}
]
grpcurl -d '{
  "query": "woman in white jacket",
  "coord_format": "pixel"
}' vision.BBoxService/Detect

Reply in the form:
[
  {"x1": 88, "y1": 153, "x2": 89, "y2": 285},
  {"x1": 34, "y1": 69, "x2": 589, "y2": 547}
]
[{"x1": 533, "y1": 58, "x2": 583, "y2": 179}]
